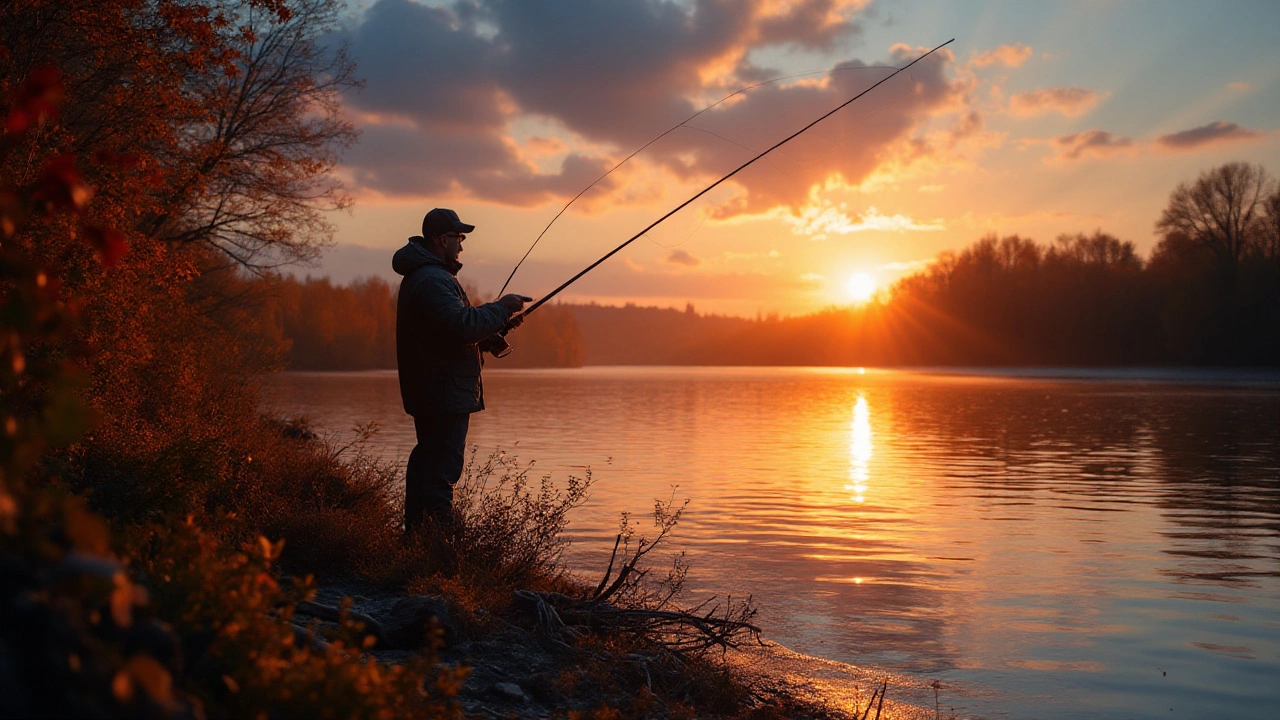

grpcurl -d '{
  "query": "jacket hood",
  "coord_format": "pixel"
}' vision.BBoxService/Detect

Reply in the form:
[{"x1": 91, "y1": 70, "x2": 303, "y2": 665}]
[{"x1": 392, "y1": 236, "x2": 462, "y2": 277}]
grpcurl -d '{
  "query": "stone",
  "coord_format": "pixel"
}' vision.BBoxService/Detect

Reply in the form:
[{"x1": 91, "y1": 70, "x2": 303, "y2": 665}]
[
  {"x1": 378, "y1": 595, "x2": 453, "y2": 650},
  {"x1": 492, "y1": 682, "x2": 526, "y2": 702}
]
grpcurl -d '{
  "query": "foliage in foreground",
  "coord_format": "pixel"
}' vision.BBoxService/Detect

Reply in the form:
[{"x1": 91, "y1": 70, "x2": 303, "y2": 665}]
[
  {"x1": 0, "y1": 483, "x2": 463, "y2": 719},
  {"x1": 0, "y1": 53, "x2": 460, "y2": 718}
]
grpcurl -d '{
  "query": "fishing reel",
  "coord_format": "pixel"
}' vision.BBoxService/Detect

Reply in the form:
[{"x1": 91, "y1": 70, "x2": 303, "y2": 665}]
[
  {"x1": 481, "y1": 304, "x2": 528, "y2": 358},
  {"x1": 480, "y1": 332, "x2": 513, "y2": 358}
]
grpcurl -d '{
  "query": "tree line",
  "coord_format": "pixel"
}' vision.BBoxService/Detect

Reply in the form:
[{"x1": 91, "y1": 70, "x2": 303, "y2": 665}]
[
  {"x1": 249, "y1": 274, "x2": 585, "y2": 369},
  {"x1": 261, "y1": 162, "x2": 1279, "y2": 369}
]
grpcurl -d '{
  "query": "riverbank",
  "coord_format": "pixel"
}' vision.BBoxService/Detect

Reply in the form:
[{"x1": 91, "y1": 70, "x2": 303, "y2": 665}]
[
  {"x1": 4, "y1": 413, "x2": 888, "y2": 719},
  {"x1": 302, "y1": 582, "x2": 933, "y2": 720},
  {"x1": 264, "y1": 432, "x2": 878, "y2": 720}
]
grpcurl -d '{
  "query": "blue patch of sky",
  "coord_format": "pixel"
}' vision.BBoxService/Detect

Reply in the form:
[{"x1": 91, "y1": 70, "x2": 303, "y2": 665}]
[{"x1": 870, "y1": 0, "x2": 1279, "y2": 135}]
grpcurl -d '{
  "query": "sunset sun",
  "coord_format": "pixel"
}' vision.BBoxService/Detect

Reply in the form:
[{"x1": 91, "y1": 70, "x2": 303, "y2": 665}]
[{"x1": 846, "y1": 272, "x2": 877, "y2": 304}]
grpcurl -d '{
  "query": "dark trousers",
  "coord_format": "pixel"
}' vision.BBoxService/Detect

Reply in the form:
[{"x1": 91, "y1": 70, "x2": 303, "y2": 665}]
[{"x1": 404, "y1": 413, "x2": 470, "y2": 532}]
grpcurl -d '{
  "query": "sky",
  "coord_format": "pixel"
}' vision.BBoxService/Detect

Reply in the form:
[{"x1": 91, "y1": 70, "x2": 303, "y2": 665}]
[{"x1": 310, "y1": 0, "x2": 1280, "y2": 317}]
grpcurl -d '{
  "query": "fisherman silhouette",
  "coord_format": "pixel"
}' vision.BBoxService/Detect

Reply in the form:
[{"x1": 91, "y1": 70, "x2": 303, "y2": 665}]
[{"x1": 393, "y1": 208, "x2": 530, "y2": 531}]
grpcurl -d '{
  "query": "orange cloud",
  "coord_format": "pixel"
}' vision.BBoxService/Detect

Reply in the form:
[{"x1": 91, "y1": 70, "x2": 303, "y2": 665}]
[
  {"x1": 973, "y1": 44, "x2": 1033, "y2": 68},
  {"x1": 785, "y1": 200, "x2": 945, "y2": 239},
  {"x1": 341, "y1": 0, "x2": 968, "y2": 220},
  {"x1": 525, "y1": 136, "x2": 568, "y2": 156},
  {"x1": 1052, "y1": 130, "x2": 1134, "y2": 161},
  {"x1": 1154, "y1": 121, "x2": 1263, "y2": 152},
  {"x1": 1010, "y1": 87, "x2": 1102, "y2": 117}
]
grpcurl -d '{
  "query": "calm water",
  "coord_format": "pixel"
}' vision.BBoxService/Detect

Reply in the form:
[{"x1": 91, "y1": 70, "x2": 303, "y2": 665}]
[{"x1": 263, "y1": 367, "x2": 1280, "y2": 719}]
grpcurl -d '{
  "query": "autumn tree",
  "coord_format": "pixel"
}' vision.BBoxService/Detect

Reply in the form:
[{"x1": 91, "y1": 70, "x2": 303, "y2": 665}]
[
  {"x1": 153, "y1": 0, "x2": 359, "y2": 269},
  {"x1": 0, "y1": 0, "x2": 365, "y2": 517}
]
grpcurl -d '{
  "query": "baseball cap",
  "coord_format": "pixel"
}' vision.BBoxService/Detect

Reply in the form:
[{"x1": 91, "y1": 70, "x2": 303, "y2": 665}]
[{"x1": 422, "y1": 208, "x2": 475, "y2": 238}]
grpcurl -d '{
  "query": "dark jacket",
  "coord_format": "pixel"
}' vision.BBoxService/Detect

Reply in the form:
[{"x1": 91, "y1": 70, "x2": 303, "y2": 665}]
[{"x1": 393, "y1": 237, "x2": 511, "y2": 416}]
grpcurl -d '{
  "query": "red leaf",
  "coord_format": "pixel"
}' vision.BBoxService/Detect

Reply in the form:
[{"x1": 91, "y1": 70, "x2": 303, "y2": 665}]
[
  {"x1": 5, "y1": 66, "x2": 64, "y2": 135},
  {"x1": 0, "y1": 188, "x2": 25, "y2": 238},
  {"x1": 33, "y1": 156, "x2": 92, "y2": 210},
  {"x1": 82, "y1": 225, "x2": 128, "y2": 266}
]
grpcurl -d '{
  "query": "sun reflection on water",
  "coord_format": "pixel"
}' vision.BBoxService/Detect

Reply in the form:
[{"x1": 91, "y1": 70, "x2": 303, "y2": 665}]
[{"x1": 846, "y1": 394, "x2": 872, "y2": 504}]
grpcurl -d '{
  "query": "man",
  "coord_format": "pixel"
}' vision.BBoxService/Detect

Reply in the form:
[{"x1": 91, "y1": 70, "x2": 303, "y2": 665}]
[{"x1": 393, "y1": 208, "x2": 530, "y2": 531}]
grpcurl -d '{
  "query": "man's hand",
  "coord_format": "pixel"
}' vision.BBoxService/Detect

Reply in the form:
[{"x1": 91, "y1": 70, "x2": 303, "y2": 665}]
[
  {"x1": 498, "y1": 294, "x2": 532, "y2": 314},
  {"x1": 506, "y1": 312, "x2": 525, "y2": 330}
]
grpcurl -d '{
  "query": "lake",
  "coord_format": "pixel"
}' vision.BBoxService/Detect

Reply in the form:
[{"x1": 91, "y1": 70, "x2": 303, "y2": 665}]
[{"x1": 263, "y1": 367, "x2": 1280, "y2": 719}]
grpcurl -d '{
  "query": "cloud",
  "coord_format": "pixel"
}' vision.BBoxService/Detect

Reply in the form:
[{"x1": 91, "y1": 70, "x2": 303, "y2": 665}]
[
  {"x1": 973, "y1": 44, "x2": 1032, "y2": 68},
  {"x1": 345, "y1": 124, "x2": 615, "y2": 206},
  {"x1": 666, "y1": 249, "x2": 701, "y2": 266},
  {"x1": 785, "y1": 200, "x2": 944, "y2": 239},
  {"x1": 1052, "y1": 130, "x2": 1134, "y2": 161},
  {"x1": 1154, "y1": 121, "x2": 1263, "y2": 151},
  {"x1": 877, "y1": 259, "x2": 930, "y2": 273},
  {"x1": 1009, "y1": 87, "x2": 1102, "y2": 117},
  {"x1": 337, "y1": 0, "x2": 961, "y2": 217},
  {"x1": 1227, "y1": 82, "x2": 1251, "y2": 92}
]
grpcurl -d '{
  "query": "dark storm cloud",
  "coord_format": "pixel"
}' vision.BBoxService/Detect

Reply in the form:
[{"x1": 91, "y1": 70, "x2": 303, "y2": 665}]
[
  {"x1": 342, "y1": 0, "x2": 504, "y2": 131},
  {"x1": 337, "y1": 0, "x2": 959, "y2": 214},
  {"x1": 347, "y1": 123, "x2": 612, "y2": 205}
]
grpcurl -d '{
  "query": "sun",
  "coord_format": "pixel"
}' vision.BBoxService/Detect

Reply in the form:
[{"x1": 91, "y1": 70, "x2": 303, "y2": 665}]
[{"x1": 845, "y1": 272, "x2": 877, "y2": 304}]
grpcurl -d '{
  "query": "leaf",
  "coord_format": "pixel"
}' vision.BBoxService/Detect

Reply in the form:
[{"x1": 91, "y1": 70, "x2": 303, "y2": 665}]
[
  {"x1": 111, "y1": 670, "x2": 134, "y2": 703},
  {"x1": 81, "y1": 225, "x2": 128, "y2": 266},
  {"x1": 65, "y1": 504, "x2": 110, "y2": 555},
  {"x1": 125, "y1": 655, "x2": 176, "y2": 710},
  {"x1": 33, "y1": 155, "x2": 92, "y2": 210},
  {"x1": 110, "y1": 573, "x2": 135, "y2": 627},
  {"x1": 4, "y1": 65, "x2": 63, "y2": 135},
  {"x1": 0, "y1": 189, "x2": 26, "y2": 238}
]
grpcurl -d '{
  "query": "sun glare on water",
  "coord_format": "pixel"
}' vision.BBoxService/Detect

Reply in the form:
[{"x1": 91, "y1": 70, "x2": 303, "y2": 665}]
[{"x1": 846, "y1": 272, "x2": 877, "y2": 304}]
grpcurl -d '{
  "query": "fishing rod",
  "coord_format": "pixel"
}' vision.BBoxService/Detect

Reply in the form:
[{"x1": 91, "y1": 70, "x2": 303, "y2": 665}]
[
  {"x1": 496, "y1": 63, "x2": 902, "y2": 297},
  {"x1": 487, "y1": 39, "x2": 954, "y2": 358}
]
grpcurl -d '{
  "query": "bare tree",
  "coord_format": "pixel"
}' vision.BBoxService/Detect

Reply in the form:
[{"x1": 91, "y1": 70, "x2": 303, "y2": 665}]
[
  {"x1": 156, "y1": 0, "x2": 360, "y2": 269},
  {"x1": 1155, "y1": 162, "x2": 1275, "y2": 268},
  {"x1": 1259, "y1": 190, "x2": 1280, "y2": 263}
]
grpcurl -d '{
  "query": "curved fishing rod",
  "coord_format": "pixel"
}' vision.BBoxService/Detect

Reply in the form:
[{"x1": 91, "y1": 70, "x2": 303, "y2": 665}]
[
  {"x1": 487, "y1": 39, "x2": 953, "y2": 357},
  {"x1": 496, "y1": 63, "x2": 902, "y2": 296},
  {"x1": 526, "y1": 40, "x2": 952, "y2": 314}
]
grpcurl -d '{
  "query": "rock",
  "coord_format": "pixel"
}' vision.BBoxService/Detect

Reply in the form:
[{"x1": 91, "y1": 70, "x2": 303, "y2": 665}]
[
  {"x1": 295, "y1": 600, "x2": 384, "y2": 644},
  {"x1": 492, "y1": 682, "x2": 526, "y2": 702},
  {"x1": 290, "y1": 623, "x2": 329, "y2": 652},
  {"x1": 378, "y1": 595, "x2": 454, "y2": 650}
]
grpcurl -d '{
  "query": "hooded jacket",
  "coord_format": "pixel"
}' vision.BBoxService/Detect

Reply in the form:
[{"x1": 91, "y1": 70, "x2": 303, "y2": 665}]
[{"x1": 393, "y1": 237, "x2": 511, "y2": 416}]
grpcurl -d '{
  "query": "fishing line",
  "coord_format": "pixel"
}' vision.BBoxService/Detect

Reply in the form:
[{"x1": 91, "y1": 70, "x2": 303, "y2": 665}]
[
  {"x1": 644, "y1": 75, "x2": 912, "y2": 251},
  {"x1": 645, "y1": 202, "x2": 713, "y2": 250},
  {"x1": 642, "y1": 126, "x2": 783, "y2": 251},
  {"x1": 517, "y1": 39, "x2": 953, "y2": 319},
  {"x1": 496, "y1": 63, "x2": 904, "y2": 296}
]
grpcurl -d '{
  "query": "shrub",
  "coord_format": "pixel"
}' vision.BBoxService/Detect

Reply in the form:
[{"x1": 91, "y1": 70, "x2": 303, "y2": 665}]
[{"x1": 411, "y1": 447, "x2": 593, "y2": 597}]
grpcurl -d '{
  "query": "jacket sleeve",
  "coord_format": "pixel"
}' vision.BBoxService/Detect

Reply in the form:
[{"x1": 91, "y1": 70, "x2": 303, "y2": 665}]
[{"x1": 411, "y1": 271, "x2": 511, "y2": 344}]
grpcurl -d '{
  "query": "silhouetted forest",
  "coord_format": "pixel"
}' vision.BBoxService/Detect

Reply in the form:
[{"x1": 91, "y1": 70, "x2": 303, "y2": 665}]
[
  {"x1": 260, "y1": 162, "x2": 1279, "y2": 368},
  {"x1": 255, "y1": 274, "x2": 586, "y2": 369}
]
